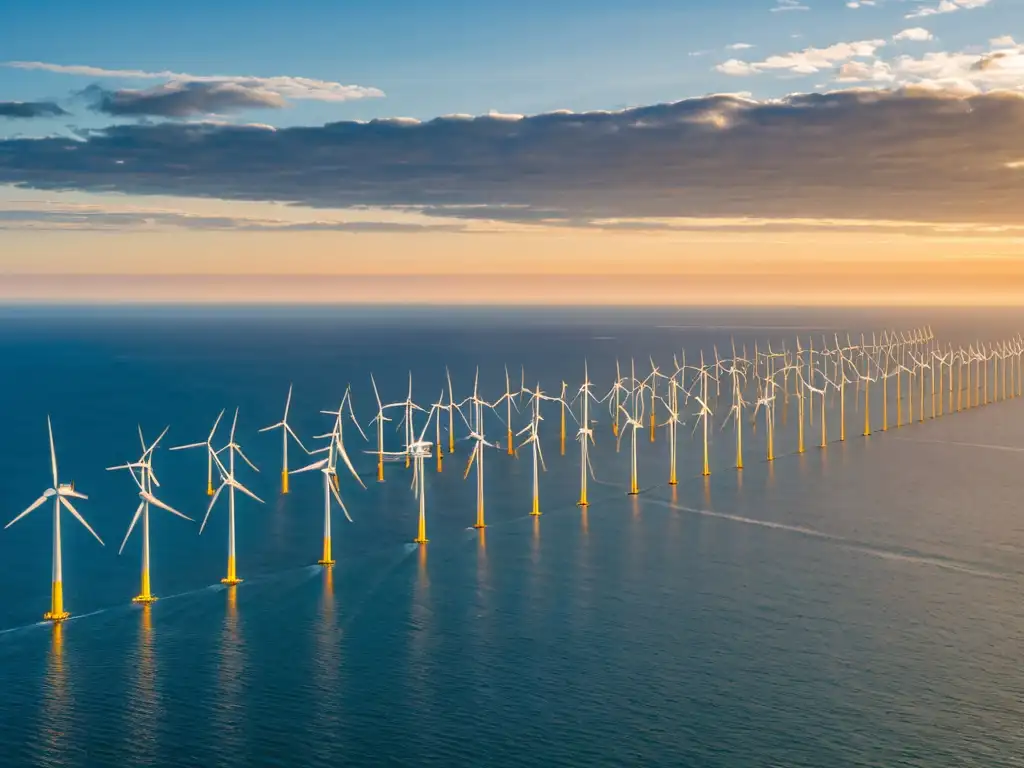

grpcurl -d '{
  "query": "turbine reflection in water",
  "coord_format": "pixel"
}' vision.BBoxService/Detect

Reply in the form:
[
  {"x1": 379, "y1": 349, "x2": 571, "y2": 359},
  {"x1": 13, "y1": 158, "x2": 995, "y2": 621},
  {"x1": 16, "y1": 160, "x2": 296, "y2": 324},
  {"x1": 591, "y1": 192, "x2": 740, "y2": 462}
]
[
  {"x1": 40, "y1": 623, "x2": 71, "y2": 768},
  {"x1": 311, "y1": 566, "x2": 341, "y2": 768},
  {"x1": 214, "y1": 586, "x2": 245, "y2": 768},
  {"x1": 127, "y1": 605, "x2": 159, "y2": 766}
]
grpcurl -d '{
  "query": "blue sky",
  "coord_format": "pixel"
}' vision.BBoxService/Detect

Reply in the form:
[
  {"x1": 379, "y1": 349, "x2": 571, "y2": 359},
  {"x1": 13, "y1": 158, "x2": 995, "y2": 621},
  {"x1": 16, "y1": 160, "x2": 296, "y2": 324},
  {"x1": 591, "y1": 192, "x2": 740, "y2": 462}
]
[{"x1": 1, "y1": 0, "x2": 1018, "y2": 134}]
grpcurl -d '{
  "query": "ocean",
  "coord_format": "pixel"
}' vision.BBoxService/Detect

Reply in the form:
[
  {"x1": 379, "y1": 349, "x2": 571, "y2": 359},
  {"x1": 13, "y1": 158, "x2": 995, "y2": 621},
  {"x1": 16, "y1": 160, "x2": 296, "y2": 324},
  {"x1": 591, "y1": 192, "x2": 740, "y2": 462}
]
[{"x1": 0, "y1": 305, "x2": 1022, "y2": 767}]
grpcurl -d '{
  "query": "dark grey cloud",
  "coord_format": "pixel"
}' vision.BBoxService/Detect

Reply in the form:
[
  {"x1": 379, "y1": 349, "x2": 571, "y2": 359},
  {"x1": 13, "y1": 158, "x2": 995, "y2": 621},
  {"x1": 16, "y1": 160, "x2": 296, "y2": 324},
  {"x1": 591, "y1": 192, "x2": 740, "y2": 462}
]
[
  {"x1": 0, "y1": 101, "x2": 68, "y2": 118},
  {"x1": 1, "y1": 87, "x2": 1022, "y2": 223},
  {"x1": 83, "y1": 81, "x2": 286, "y2": 117}
]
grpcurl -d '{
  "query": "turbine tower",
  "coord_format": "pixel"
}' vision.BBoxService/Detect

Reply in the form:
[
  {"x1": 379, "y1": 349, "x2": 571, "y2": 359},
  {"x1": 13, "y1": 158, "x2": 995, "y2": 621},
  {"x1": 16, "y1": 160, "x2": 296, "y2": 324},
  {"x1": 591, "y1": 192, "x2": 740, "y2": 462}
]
[
  {"x1": 109, "y1": 425, "x2": 193, "y2": 604},
  {"x1": 5, "y1": 417, "x2": 105, "y2": 622}
]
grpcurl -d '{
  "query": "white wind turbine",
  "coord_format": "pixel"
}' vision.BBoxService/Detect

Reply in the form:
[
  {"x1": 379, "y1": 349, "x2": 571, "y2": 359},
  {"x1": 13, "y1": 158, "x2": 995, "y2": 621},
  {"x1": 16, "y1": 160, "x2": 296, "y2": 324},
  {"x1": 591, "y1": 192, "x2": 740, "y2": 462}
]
[
  {"x1": 108, "y1": 425, "x2": 193, "y2": 603},
  {"x1": 380, "y1": 396, "x2": 443, "y2": 544},
  {"x1": 171, "y1": 409, "x2": 225, "y2": 496},
  {"x1": 259, "y1": 384, "x2": 309, "y2": 495},
  {"x1": 201, "y1": 409, "x2": 263, "y2": 585},
  {"x1": 658, "y1": 358, "x2": 686, "y2": 484},
  {"x1": 110, "y1": 423, "x2": 193, "y2": 606},
  {"x1": 5, "y1": 417, "x2": 104, "y2": 622},
  {"x1": 573, "y1": 361, "x2": 598, "y2": 507},
  {"x1": 460, "y1": 369, "x2": 500, "y2": 529},
  {"x1": 385, "y1": 373, "x2": 425, "y2": 470},
  {"x1": 721, "y1": 351, "x2": 749, "y2": 470},
  {"x1": 517, "y1": 383, "x2": 551, "y2": 516},
  {"x1": 607, "y1": 359, "x2": 630, "y2": 441},
  {"x1": 496, "y1": 365, "x2": 521, "y2": 456},
  {"x1": 293, "y1": 387, "x2": 366, "y2": 565},
  {"x1": 617, "y1": 398, "x2": 644, "y2": 496},
  {"x1": 369, "y1": 373, "x2": 391, "y2": 482}
]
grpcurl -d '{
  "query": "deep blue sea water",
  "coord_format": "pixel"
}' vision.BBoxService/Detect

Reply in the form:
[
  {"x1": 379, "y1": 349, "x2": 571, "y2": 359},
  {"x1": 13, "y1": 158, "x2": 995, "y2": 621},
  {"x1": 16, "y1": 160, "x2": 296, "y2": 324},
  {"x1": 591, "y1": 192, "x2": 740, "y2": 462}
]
[{"x1": 1, "y1": 305, "x2": 1023, "y2": 767}]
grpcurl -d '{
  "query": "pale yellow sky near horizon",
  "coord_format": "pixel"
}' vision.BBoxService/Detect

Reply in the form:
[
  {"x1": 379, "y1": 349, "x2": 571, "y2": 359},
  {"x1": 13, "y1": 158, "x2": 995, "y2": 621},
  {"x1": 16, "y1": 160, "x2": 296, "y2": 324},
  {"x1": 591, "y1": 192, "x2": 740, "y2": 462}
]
[{"x1": 2, "y1": 188, "x2": 1024, "y2": 304}]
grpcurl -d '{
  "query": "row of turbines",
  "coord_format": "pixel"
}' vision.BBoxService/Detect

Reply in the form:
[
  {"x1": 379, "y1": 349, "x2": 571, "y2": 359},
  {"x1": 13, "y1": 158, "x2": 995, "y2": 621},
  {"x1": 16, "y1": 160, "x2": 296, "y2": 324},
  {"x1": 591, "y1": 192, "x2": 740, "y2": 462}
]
[{"x1": 7, "y1": 326, "x2": 1024, "y2": 624}]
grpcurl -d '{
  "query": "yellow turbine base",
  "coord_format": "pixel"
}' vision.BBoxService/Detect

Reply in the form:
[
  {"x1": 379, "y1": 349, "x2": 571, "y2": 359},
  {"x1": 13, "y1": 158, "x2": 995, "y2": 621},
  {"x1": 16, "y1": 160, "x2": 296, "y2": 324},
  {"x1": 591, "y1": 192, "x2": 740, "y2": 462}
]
[
  {"x1": 207, "y1": 482, "x2": 215, "y2": 496},
  {"x1": 414, "y1": 536, "x2": 429, "y2": 544},
  {"x1": 507, "y1": 430, "x2": 514, "y2": 456},
  {"x1": 281, "y1": 471, "x2": 289, "y2": 495},
  {"x1": 577, "y1": 494, "x2": 589, "y2": 507},
  {"x1": 473, "y1": 523, "x2": 487, "y2": 529},
  {"x1": 612, "y1": 422, "x2": 619, "y2": 437},
  {"x1": 222, "y1": 556, "x2": 242, "y2": 585},
  {"x1": 48, "y1": 581, "x2": 66, "y2": 621},
  {"x1": 319, "y1": 537, "x2": 333, "y2": 566},
  {"x1": 377, "y1": 462, "x2": 385, "y2": 483},
  {"x1": 405, "y1": 455, "x2": 411, "y2": 469},
  {"x1": 133, "y1": 594, "x2": 158, "y2": 604},
  {"x1": 333, "y1": 475, "x2": 340, "y2": 491}
]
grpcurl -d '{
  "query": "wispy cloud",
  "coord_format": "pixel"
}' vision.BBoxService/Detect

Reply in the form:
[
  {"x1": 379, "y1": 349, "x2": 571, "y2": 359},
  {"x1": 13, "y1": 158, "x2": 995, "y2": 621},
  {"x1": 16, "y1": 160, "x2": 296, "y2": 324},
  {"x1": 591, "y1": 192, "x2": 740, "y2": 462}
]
[
  {"x1": 4, "y1": 61, "x2": 384, "y2": 104},
  {"x1": 905, "y1": 0, "x2": 991, "y2": 20},
  {"x1": 717, "y1": 39, "x2": 886, "y2": 76},
  {"x1": 0, "y1": 89, "x2": 1021, "y2": 226},
  {"x1": 0, "y1": 101, "x2": 68, "y2": 119},
  {"x1": 845, "y1": 1, "x2": 877, "y2": 7},
  {"x1": 771, "y1": 0, "x2": 810, "y2": 11},
  {"x1": 727, "y1": 43, "x2": 755, "y2": 50},
  {"x1": 893, "y1": 27, "x2": 934, "y2": 42}
]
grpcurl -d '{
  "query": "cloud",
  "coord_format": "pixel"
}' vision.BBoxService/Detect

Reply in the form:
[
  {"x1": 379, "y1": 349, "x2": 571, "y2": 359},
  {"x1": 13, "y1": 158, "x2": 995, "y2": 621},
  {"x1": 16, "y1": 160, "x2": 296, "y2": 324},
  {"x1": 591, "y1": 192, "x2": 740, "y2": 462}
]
[
  {"x1": 4, "y1": 61, "x2": 384, "y2": 104},
  {"x1": 0, "y1": 101, "x2": 68, "y2": 119},
  {"x1": 991, "y1": 36, "x2": 1017, "y2": 47},
  {"x1": 894, "y1": 28, "x2": 934, "y2": 42},
  {"x1": 905, "y1": 0, "x2": 991, "y2": 20},
  {"x1": 83, "y1": 82, "x2": 286, "y2": 117},
  {"x1": 839, "y1": 37, "x2": 1024, "y2": 90},
  {"x1": 0, "y1": 207, "x2": 466, "y2": 232},
  {"x1": 771, "y1": 0, "x2": 810, "y2": 11},
  {"x1": 846, "y1": 1, "x2": 877, "y2": 7},
  {"x1": 0, "y1": 89, "x2": 1022, "y2": 226},
  {"x1": 717, "y1": 39, "x2": 886, "y2": 75},
  {"x1": 727, "y1": 43, "x2": 755, "y2": 50}
]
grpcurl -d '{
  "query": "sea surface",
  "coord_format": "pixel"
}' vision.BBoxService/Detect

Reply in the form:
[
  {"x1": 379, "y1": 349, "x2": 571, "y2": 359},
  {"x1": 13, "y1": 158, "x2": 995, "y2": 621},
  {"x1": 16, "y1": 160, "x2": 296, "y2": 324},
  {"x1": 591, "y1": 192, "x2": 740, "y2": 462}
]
[{"x1": 0, "y1": 305, "x2": 1023, "y2": 767}]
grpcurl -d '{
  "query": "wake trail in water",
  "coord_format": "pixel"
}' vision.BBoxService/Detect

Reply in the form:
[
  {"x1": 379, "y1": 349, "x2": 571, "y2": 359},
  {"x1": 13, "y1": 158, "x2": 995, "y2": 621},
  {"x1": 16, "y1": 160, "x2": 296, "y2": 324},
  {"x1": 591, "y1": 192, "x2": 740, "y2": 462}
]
[
  {"x1": 643, "y1": 496, "x2": 1009, "y2": 581},
  {"x1": 892, "y1": 437, "x2": 1024, "y2": 453}
]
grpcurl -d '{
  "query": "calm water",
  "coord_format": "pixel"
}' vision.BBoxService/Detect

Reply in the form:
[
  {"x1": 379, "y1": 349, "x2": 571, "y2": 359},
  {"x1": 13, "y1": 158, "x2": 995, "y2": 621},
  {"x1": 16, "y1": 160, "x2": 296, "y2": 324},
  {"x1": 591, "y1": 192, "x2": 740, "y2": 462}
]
[{"x1": 0, "y1": 306, "x2": 1023, "y2": 767}]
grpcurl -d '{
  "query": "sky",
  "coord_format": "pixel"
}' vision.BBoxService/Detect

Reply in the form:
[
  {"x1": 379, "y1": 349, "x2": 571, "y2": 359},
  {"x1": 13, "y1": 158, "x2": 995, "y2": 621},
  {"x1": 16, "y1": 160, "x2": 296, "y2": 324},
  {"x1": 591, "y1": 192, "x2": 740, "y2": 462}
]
[{"x1": 1, "y1": 0, "x2": 1022, "y2": 304}]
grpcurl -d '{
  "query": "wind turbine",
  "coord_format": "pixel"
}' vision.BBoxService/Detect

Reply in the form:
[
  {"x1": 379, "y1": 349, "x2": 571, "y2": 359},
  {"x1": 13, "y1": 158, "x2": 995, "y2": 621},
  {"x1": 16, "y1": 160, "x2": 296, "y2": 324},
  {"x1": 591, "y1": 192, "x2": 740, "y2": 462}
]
[
  {"x1": 293, "y1": 388, "x2": 366, "y2": 566},
  {"x1": 660, "y1": 361, "x2": 686, "y2": 483},
  {"x1": 387, "y1": 373, "x2": 426, "y2": 470},
  {"x1": 688, "y1": 353, "x2": 715, "y2": 477},
  {"x1": 201, "y1": 409, "x2": 263, "y2": 585},
  {"x1": 517, "y1": 383, "x2": 551, "y2": 515},
  {"x1": 722, "y1": 351, "x2": 748, "y2": 470},
  {"x1": 607, "y1": 360, "x2": 630, "y2": 440},
  {"x1": 574, "y1": 361, "x2": 598, "y2": 506},
  {"x1": 496, "y1": 365, "x2": 521, "y2": 456},
  {"x1": 108, "y1": 425, "x2": 193, "y2": 603},
  {"x1": 369, "y1": 373, "x2": 390, "y2": 482},
  {"x1": 460, "y1": 369, "x2": 500, "y2": 529},
  {"x1": 171, "y1": 409, "x2": 225, "y2": 496},
  {"x1": 5, "y1": 417, "x2": 104, "y2": 622},
  {"x1": 258, "y1": 384, "x2": 309, "y2": 495}
]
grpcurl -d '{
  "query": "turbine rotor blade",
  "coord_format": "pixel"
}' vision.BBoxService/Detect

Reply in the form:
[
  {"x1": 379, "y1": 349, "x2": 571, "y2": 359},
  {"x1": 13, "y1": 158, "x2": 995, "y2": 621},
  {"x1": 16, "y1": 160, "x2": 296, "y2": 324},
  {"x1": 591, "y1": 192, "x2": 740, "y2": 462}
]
[
  {"x1": 119, "y1": 502, "x2": 144, "y2": 555},
  {"x1": 59, "y1": 496, "x2": 104, "y2": 546}
]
